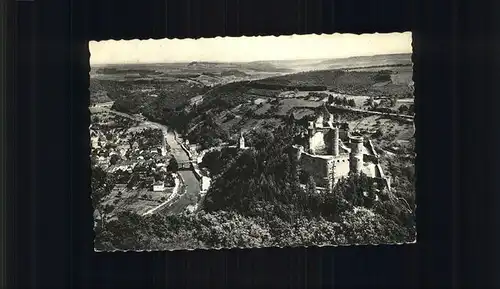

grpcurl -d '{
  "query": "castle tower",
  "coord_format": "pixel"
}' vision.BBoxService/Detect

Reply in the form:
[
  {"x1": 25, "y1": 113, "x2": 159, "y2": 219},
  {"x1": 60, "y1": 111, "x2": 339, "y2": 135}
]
[
  {"x1": 349, "y1": 136, "x2": 364, "y2": 174},
  {"x1": 332, "y1": 126, "x2": 340, "y2": 156}
]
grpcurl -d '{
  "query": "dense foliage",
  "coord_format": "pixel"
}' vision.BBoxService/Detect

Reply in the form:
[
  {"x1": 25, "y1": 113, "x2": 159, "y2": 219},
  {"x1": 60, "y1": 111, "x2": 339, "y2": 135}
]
[
  {"x1": 258, "y1": 68, "x2": 413, "y2": 97},
  {"x1": 94, "y1": 122, "x2": 416, "y2": 250},
  {"x1": 185, "y1": 112, "x2": 231, "y2": 149}
]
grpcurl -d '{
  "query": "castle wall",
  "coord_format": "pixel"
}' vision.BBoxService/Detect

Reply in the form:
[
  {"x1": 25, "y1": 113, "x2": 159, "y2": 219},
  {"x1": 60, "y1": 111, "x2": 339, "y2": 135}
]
[
  {"x1": 300, "y1": 153, "x2": 332, "y2": 187},
  {"x1": 332, "y1": 155, "x2": 350, "y2": 180}
]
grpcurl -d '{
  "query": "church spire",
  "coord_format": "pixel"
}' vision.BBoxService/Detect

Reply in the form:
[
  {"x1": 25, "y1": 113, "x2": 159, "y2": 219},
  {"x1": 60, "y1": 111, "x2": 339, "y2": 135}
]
[{"x1": 239, "y1": 131, "x2": 246, "y2": 149}]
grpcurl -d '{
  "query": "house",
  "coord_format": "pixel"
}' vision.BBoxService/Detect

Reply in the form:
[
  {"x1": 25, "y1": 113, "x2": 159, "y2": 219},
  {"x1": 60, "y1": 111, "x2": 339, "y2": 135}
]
[
  {"x1": 153, "y1": 181, "x2": 165, "y2": 192},
  {"x1": 108, "y1": 161, "x2": 137, "y2": 173},
  {"x1": 142, "y1": 177, "x2": 154, "y2": 187},
  {"x1": 97, "y1": 156, "x2": 108, "y2": 165}
]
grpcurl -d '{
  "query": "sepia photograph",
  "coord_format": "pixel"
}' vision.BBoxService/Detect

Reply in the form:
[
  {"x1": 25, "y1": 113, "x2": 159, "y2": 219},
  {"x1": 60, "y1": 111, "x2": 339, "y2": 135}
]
[{"x1": 89, "y1": 32, "x2": 416, "y2": 251}]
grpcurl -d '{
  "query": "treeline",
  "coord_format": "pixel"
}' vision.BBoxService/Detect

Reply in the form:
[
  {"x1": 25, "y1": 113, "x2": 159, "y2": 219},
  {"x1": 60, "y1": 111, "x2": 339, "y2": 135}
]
[
  {"x1": 96, "y1": 68, "x2": 162, "y2": 75},
  {"x1": 201, "y1": 81, "x2": 253, "y2": 111},
  {"x1": 249, "y1": 81, "x2": 327, "y2": 91},
  {"x1": 220, "y1": 69, "x2": 249, "y2": 77},
  {"x1": 308, "y1": 92, "x2": 357, "y2": 107},
  {"x1": 110, "y1": 82, "x2": 207, "y2": 121},
  {"x1": 260, "y1": 69, "x2": 412, "y2": 98},
  {"x1": 371, "y1": 70, "x2": 393, "y2": 82}
]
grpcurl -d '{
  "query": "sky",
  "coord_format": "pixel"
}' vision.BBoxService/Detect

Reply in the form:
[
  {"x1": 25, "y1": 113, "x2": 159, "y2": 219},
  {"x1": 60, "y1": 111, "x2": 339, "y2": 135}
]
[{"x1": 89, "y1": 32, "x2": 412, "y2": 65}]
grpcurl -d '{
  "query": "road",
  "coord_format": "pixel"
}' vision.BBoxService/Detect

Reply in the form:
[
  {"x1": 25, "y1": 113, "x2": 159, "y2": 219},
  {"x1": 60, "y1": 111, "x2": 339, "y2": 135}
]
[
  {"x1": 329, "y1": 104, "x2": 414, "y2": 121},
  {"x1": 142, "y1": 176, "x2": 181, "y2": 216}
]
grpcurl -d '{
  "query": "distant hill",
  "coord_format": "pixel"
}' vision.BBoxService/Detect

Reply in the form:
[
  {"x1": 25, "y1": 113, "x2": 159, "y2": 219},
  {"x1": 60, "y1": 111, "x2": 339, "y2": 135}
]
[
  {"x1": 242, "y1": 53, "x2": 411, "y2": 72},
  {"x1": 250, "y1": 65, "x2": 413, "y2": 96},
  {"x1": 319, "y1": 53, "x2": 412, "y2": 70}
]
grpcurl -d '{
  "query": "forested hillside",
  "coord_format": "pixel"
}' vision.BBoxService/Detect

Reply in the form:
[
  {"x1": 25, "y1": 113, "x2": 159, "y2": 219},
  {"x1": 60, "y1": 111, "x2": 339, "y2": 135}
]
[{"x1": 95, "y1": 122, "x2": 416, "y2": 251}]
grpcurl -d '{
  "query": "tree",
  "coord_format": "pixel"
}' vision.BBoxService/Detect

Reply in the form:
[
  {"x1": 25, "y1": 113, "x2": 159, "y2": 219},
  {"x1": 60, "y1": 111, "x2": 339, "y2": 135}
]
[
  {"x1": 398, "y1": 105, "x2": 408, "y2": 114},
  {"x1": 91, "y1": 166, "x2": 116, "y2": 231},
  {"x1": 364, "y1": 97, "x2": 375, "y2": 108},
  {"x1": 305, "y1": 176, "x2": 317, "y2": 195},
  {"x1": 390, "y1": 96, "x2": 398, "y2": 107},
  {"x1": 327, "y1": 95, "x2": 334, "y2": 104},
  {"x1": 109, "y1": 154, "x2": 120, "y2": 165},
  {"x1": 372, "y1": 129, "x2": 383, "y2": 139},
  {"x1": 348, "y1": 99, "x2": 356, "y2": 107},
  {"x1": 168, "y1": 158, "x2": 179, "y2": 173}
]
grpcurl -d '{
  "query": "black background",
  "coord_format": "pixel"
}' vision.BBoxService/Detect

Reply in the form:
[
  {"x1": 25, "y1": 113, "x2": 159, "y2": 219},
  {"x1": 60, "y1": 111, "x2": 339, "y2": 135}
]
[{"x1": 5, "y1": 0, "x2": 500, "y2": 288}]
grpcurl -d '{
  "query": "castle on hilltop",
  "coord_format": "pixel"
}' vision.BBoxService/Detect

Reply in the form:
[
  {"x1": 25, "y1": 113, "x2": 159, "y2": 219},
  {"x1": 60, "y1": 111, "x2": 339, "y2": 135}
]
[{"x1": 292, "y1": 105, "x2": 390, "y2": 192}]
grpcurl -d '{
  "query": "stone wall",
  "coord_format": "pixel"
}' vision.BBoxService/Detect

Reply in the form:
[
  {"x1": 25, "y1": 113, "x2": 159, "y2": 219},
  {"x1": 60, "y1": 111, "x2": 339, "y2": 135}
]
[
  {"x1": 366, "y1": 139, "x2": 379, "y2": 156},
  {"x1": 300, "y1": 152, "x2": 332, "y2": 187},
  {"x1": 332, "y1": 155, "x2": 350, "y2": 180},
  {"x1": 309, "y1": 131, "x2": 327, "y2": 154}
]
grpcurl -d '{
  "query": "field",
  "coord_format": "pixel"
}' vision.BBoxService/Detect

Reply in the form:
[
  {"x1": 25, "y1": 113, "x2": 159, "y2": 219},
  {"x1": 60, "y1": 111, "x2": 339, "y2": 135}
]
[
  {"x1": 347, "y1": 115, "x2": 414, "y2": 144},
  {"x1": 101, "y1": 186, "x2": 175, "y2": 220},
  {"x1": 277, "y1": 98, "x2": 323, "y2": 115}
]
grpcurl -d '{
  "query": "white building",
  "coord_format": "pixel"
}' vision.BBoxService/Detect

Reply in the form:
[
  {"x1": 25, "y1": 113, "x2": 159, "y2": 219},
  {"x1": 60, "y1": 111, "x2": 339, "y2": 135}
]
[
  {"x1": 153, "y1": 181, "x2": 165, "y2": 192},
  {"x1": 201, "y1": 176, "x2": 211, "y2": 192}
]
